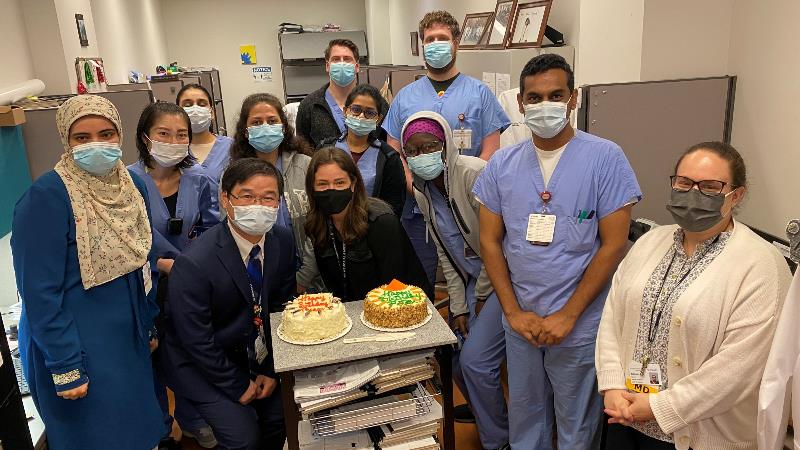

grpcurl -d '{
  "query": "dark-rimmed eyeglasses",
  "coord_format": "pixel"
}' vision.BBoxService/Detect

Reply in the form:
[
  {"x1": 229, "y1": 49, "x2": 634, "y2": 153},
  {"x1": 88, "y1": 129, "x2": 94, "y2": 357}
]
[
  {"x1": 404, "y1": 140, "x2": 444, "y2": 157},
  {"x1": 346, "y1": 105, "x2": 379, "y2": 120},
  {"x1": 670, "y1": 175, "x2": 735, "y2": 196}
]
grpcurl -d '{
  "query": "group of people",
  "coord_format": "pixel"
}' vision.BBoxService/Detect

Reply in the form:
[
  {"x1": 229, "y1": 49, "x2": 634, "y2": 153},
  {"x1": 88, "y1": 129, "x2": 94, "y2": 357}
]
[{"x1": 10, "y1": 9, "x2": 793, "y2": 450}]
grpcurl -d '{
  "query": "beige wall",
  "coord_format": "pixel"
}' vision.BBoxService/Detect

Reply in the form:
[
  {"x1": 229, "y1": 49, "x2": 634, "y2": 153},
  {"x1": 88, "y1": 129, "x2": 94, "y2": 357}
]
[
  {"x1": 640, "y1": 0, "x2": 732, "y2": 81},
  {"x1": 0, "y1": 0, "x2": 35, "y2": 89},
  {"x1": 727, "y1": 0, "x2": 799, "y2": 236},
  {"x1": 19, "y1": 0, "x2": 71, "y2": 94},
  {"x1": 161, "y1": 0, "x2": 367, "y2": 134},
  {"x1": 53, "y1": 0, "x2": 101, "y2": 92},
  {"x1": 91, "y1": 0, "x2": 169, "y2": 85}
]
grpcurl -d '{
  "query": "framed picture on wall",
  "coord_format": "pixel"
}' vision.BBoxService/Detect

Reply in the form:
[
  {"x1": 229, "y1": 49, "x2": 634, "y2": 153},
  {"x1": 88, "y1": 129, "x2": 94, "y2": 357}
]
[
  {"x1": 485, "y1": 0, "x2": 517, "y2": 49},
  {"x1": 459, "y1": 12, "x2": 493, "y2": 49},
  {"x1": 410, "y1": 31, "x2": 419, "y2": 56},
  {"x1": 75, "y1": 14, "x2": 88, "y2": 47},
  {"x1": 508, "y1": 1, "x2": 552, "y2": 48}
]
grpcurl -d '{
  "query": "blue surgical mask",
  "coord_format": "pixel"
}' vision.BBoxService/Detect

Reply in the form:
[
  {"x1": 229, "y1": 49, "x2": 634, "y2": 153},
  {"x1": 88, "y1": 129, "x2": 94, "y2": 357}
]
[
  {"x1": 407, "y1": 151, "x2": 444, "y2": 180},
  {"x1": 523, "y1": 101, "x2": 570, "y2": 139},
  {"x1": 71, "y1": 142, "x2": 122, "y2": 176},
  {"x1": 248, "y1": 124, "x2": 284, "y2": 153},
  {"x1": 423, "y1": 41, "x2": 453, "y2": 69},
  {"x1": 345, "y1": 115, "x2": 377, "y2": 137},
  {"x1": 330, "y1": 62, "x2": 356, "y2": 87}
]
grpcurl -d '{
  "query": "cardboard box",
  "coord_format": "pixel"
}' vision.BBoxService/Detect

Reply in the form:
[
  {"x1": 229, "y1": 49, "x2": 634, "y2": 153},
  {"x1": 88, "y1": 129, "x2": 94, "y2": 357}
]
[{"x1": 0, "y1": 105, "x2": 26, "y2": 126}]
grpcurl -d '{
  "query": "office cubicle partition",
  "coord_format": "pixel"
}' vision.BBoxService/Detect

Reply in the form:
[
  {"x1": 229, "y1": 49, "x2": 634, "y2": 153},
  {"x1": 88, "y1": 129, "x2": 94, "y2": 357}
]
[{"x1": 577, "y1": 76, "x2": 736, "y2": 226}]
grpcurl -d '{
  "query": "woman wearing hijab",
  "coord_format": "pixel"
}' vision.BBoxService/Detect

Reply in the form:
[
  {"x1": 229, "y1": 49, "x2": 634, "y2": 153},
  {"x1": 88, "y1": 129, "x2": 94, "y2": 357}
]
[{"x1": 11, "y1": 95, "x2": 163, "y2": 450}]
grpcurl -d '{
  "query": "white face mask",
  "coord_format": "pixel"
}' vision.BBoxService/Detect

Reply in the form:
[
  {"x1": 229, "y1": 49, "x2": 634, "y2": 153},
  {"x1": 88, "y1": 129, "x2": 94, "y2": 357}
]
[
  {"x1": 231, "y1": 204, "x2": 278, "y2": 236},
  {"x1": 523, "y1": 99, "x2": 571, "y2": 139},
  {"x1": 147, "y1": 136, "x2": 189, "y2": 167},
  {"x1": 184, "y1": 105, "x2": 213, "y2": 133}
]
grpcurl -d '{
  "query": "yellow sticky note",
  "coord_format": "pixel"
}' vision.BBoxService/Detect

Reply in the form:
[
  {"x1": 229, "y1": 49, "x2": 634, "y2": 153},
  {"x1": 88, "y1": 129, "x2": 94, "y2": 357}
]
[{"x1": 240, "y1": 45, "x2": 256, "y2": 65}]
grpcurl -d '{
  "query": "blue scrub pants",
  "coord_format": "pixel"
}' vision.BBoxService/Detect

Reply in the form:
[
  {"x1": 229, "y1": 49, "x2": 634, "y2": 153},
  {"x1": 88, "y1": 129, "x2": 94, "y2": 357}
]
[
  {"x1": 401, "y1": 213, "x2": 439, "y2": 288},
  {"x1": 459, "y1": 292, "x2": 509, "y2": 449},
  {"x1": 504, "y1": 324, "x2": 603, "y2": 450}
]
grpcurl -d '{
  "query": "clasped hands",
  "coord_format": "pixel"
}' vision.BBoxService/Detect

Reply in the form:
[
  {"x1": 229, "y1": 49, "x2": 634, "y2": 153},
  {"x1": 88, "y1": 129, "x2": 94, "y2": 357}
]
[
  {"x1": 507, "y1": 309, "x2": 576, "y2": 346},
  {"x1": 603, "y1": 389, "x2": 655, "y2": 425}
]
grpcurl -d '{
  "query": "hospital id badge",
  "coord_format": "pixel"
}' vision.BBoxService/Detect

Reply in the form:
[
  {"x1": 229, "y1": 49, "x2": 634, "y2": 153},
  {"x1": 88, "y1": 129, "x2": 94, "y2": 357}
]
[
  {"x1": 142, "y1": 261, "x2": 152, "y2": 295},
  {"x1": 625, "y1": 360, "x2": 662, "y2": 394},
  {"x1": 452, "y1": 129, "x2": 473, "y2": 150},
  {"x1": 255, "y1": 326, "x2": 268, "y2": 364},
  {"x1": 526, "y1": 214, "x2": 556, "y2": 245}
]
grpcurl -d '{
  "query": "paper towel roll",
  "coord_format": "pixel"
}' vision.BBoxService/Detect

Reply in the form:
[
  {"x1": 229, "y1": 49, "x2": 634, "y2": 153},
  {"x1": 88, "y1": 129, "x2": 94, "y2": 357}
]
[{"x1": 0, "y1": 79, "x2": 46, "y2": 106}]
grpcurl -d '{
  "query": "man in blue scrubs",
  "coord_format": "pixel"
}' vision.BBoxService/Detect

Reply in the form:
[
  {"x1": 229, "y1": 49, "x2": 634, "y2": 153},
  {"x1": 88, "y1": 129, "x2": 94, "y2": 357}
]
[
  {"x1": 474, "y1": 54, "x2": 642, "y2": 449},
  {"x1": 383, "y1": 11, "x2": 511, "y2": 351}
]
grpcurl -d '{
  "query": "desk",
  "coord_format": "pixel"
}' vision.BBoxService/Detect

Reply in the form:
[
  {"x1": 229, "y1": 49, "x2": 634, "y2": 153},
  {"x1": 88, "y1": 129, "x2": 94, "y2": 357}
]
[{"x1": 270, "y1": 300, "x2": 457, "y2": 450}]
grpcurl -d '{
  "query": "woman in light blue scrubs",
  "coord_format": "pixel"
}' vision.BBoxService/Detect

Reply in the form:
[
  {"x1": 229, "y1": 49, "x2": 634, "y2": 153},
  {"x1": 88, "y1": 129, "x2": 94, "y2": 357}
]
[
  {"x1": 320, "y1": 84, "x2": 405, "y2": 215},
  {"x1": 128, "y1": 102, "x2": 219, "y2": 448},
  {"x1": 176, "y1": 83, "x2": 232, "y2": 197}
]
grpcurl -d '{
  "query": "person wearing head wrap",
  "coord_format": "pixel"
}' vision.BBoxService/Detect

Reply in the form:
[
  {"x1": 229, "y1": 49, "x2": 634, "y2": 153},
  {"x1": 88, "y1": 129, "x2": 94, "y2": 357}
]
[
  {"x1": 401, "y1": 111, "x2": 509, "y2": 450},
  {"x1": 11, "y1": 95, "x2": 163, "y2": 450}
]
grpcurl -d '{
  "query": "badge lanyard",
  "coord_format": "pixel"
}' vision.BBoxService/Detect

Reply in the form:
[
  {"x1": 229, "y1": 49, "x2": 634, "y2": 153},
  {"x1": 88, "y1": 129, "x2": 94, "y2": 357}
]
[
  {"x1": 328, "y1": 221, "x2": 347, "y2": 296},
  {"x1": 640, "y1": 235, "x2": 720, "y2": 375}
]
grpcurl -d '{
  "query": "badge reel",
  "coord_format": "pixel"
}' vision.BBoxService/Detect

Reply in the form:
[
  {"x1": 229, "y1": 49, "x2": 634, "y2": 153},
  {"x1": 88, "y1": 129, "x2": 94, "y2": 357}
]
[
  {"x1": 527, "y1": 191, "x2": 556, "y2": 246},
  {"x1": 452, "y1": 113, "x2": 472, "y2": 151}
]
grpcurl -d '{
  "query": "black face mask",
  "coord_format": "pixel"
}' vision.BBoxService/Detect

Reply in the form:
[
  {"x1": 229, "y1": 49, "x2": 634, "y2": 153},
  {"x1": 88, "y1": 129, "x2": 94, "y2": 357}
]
[
  {"x1": 665, "y1": 189, "x2": 730, "y2": 232},
  {"x1": 314, "y1": 188, "x2": 353, "y2": 216}
]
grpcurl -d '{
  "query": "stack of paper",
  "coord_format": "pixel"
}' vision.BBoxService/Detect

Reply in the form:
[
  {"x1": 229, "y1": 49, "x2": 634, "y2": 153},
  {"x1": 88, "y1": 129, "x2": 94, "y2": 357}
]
[{"x1": 294, "y1": 359, "x2": 380, "y2": 403}]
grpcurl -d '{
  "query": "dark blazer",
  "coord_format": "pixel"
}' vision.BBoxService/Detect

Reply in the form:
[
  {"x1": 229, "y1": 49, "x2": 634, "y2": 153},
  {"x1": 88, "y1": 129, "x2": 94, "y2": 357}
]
[
  {"x1": 160, "y1": 221, "x2": 296, "y2": 402},
  {"x1": 315, "y1": 200, "x2": 433, "y2": 302},
  {"x1": 320, "y1": 134, "x2": 406, "y2": 216},
  {"x1": 296, "y1": 83, "x2": 390, "y2": 148}
]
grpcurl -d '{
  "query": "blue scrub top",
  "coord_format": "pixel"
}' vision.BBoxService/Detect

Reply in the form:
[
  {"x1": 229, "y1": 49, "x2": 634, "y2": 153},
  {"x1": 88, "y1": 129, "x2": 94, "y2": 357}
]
[
  {"x1": 128, "y1": 162, "x2": 219, "y2": 260},
  {"x1": 428, "y1": 182, "x2": 482, "y2": 278},
  {"x1": 334, "y1": 137, "x2": 380, "y2": 197},
  {"x1": 325, "y1": 89, "x2": 346, "y2": 134},
  {"x1": 274, "y1": 157, "x2": 293, "y2": 232},
  {"x1": 383, "y1": 74, "x2": 510, "y2": 157},
  {"x1": 472, "y1": 131, "x2": 642, "y2": 348},
  {"x1": 197, "y1": 135, "x2": 233, "y2": 187}
]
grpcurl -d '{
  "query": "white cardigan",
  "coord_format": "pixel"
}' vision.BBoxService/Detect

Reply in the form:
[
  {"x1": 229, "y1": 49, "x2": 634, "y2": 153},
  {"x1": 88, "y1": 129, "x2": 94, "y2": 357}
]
[{"x1": 596, "y1": 221, "x2": 791, "y2": 450}]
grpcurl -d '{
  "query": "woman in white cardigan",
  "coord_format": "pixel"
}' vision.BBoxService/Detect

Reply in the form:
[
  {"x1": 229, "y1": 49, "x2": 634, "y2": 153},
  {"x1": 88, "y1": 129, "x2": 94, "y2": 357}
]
[{"x1": 596, "y1": 141, "x2": 791, "y2": 450}]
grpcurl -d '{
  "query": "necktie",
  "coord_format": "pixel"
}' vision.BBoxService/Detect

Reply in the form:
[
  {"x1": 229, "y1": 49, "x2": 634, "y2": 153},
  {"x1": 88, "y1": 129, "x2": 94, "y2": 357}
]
[{"x1": 246, "y1": 245, "x2": 262, "y2": 299}]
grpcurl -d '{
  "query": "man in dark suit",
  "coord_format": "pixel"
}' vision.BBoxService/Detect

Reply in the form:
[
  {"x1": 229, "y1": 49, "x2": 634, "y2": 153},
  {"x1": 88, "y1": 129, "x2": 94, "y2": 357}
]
[{"x1": 160, "y1": 158, "x2": 296, "y2": 450}]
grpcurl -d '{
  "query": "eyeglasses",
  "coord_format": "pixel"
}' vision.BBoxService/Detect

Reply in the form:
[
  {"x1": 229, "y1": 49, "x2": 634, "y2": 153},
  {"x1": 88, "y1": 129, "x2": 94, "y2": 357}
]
[
  {"x1": 346, "y1": 105, "x2": 379, "y2": 120},
  {"x1": 670, "y1": 175, "x2": 734, "y2": 196},
  {"x1": 229, "y1": 192, "x2": 278, "y2": 205},
  {"x1": 404, "y1": 140, "x2": 443, "y2": 157}
]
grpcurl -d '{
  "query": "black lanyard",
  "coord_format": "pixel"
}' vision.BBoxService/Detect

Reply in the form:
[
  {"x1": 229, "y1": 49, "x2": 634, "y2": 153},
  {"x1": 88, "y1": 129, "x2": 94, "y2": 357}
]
[
  {"x1": 328, "y1": 221, "x2": 347, "y2": 296},
  {"x1": 646, "y1": 235, "x2": 721, "y2": 346}
]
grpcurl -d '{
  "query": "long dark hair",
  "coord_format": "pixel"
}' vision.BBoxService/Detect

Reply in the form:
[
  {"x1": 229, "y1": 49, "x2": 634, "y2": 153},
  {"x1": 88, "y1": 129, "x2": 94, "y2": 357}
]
[
  {"x1": 136, "y1": 102, "x2": 196, "y2": 170},
  {"x1": 230, "y1": 93, "x2": 311, "y2": 160},
  {"x1": 305, "y1": 146, "x2": 369, "y2": 246}
]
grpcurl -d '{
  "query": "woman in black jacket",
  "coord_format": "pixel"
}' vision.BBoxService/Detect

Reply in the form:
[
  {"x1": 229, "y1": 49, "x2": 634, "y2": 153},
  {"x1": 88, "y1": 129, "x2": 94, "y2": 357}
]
[
  {"x1": 319, "y1": 84, "x2": 405, "y2": 216},
  {"x1": 305, "y1": 147, "x2": 433, "y2": 302}
]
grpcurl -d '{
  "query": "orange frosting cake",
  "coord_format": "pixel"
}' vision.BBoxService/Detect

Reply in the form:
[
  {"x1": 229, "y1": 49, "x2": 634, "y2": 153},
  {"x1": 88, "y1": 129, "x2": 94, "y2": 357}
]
[
  {"x1": 363, "y1": 279, "x2": 429, "y2": 329},
  {"x1": 282, "y1": 293, "x2": 348, "y2": 342}
]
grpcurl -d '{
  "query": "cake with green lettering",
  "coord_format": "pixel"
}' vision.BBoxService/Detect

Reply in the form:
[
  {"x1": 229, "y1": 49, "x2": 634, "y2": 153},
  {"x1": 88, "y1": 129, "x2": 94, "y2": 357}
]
[{"x1": 363, "y1": 279, "x2": 429, "y2": 328}]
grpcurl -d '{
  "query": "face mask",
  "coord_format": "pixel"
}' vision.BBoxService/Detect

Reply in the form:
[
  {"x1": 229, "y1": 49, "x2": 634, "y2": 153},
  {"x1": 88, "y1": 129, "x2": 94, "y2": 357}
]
[
  {"x1": 71, "y1": 142, "x2": 122, "y2": 176},
  {"x1": 147, "y1": 136, "x2": 188, "y2": 168},
  {"x1": 230, "y1": 203, "x2": 278, "y2": 236},
  {"x1": 407, "y1": 151, "x2": 444, "y2": 180},
  {"x1": 523, "y1": 100, "x2": 570, "y2": 139},
  {"x1": 184, "y1": 105, "x2": 212, "y2": 133},
  {"x1": 248, "y1": 124, "x2": 284, "y2": 153},
  {"x1": 666, "y1": 189, "x2": 734, "y2": 232},
  {"x1": 787, "y1": 219, "x2": 800, "y2": 264},
  {"x1": 423, "y1": 41, "x2": 453, "y2": 69},
  {"x1": 345, "y1": 115, "x2": 377, "y2": 137},
  {"x1": 313, "y1": 188, "x2": 353, "y2": 215},
  {"x1": 330, "y1": 62, "x2": 356, "y2": 87}
]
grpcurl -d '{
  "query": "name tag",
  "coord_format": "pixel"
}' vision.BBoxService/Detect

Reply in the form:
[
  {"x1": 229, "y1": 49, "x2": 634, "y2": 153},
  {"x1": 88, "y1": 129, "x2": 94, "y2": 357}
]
[
  {"x1": 452, "y1": 129, "x2": 473, "y2": 150},
  {"x1": 142, "y1": 261, "x2": 152, "y2": 295},
  {"x1": 526, "y1": 214, "x2": 556, "y2": 245},
  {"x1": 255, "y1": 326, "x2": 268, "y2": 364},
  {"x1": 625, "y1": 360, "x2": 662, "y2": 394}
]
